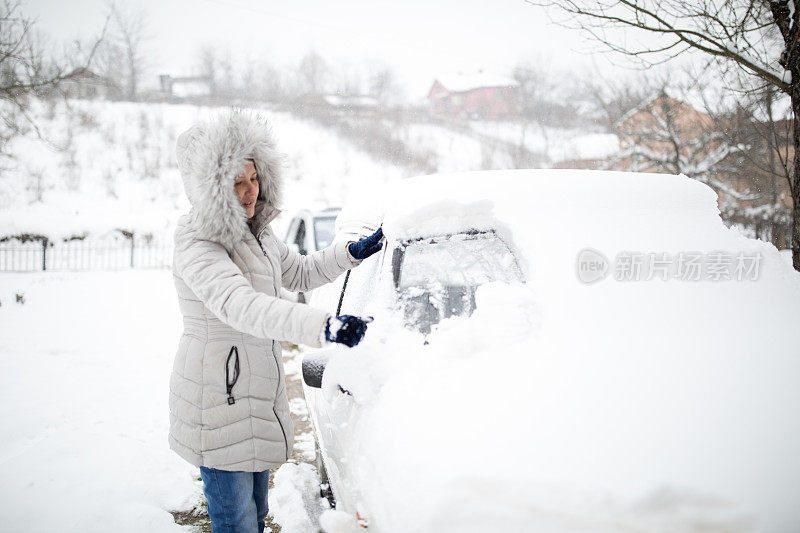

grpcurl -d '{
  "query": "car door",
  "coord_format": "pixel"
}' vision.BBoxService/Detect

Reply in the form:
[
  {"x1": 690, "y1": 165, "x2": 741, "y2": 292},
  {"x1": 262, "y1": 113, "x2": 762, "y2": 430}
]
[{"x1": 303, "y1": 237, "x2": 386, "y2": 517}]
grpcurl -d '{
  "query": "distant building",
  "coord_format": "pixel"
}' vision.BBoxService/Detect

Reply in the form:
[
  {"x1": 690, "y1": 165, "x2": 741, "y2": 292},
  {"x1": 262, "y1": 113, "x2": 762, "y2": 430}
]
[
  {"x1": 616, "y1": 93, "x2": 714, "y2": 171},
  {"x1": 159, "y1": 75, "x2": 214, "y2": 100},
  {"x1": 59, "y1": 69, "x2": 115, "y2": 100},
  {"x1": 427, "y1": 73, "x2": 518, "y2": 120},
  {"x1": 613, "y1": 92, "x2": 792, "y2": 246}
]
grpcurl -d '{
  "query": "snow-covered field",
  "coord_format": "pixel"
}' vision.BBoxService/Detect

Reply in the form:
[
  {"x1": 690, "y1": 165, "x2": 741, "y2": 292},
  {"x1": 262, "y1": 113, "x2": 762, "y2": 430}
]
[
  {"x1": 0, "y1": 270, "x2": 198, "y2": 532},
  {"x1": 0, "y1": 267, "x2": 350, "y2": 533}
]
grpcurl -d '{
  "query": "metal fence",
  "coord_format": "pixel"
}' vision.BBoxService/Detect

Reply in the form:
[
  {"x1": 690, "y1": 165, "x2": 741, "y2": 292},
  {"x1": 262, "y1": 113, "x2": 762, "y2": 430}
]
[{"x1": 0, "y1": 237, "x2": 173, "y2": 272}]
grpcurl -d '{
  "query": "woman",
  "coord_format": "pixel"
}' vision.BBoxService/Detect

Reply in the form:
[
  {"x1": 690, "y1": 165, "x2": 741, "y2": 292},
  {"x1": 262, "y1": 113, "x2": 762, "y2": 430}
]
[{"x1": 169, "y1": 111, "x2": 382, "y2": 533}]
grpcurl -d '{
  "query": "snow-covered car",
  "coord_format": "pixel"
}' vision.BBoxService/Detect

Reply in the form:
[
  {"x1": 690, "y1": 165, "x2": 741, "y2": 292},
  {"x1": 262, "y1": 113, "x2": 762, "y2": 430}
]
[
  {"x1": 284, "y1": 207, "x2": 341, "y2": 255},
  {"x1": 301, "y1": 169, "x2": 800, "y2": 533}
]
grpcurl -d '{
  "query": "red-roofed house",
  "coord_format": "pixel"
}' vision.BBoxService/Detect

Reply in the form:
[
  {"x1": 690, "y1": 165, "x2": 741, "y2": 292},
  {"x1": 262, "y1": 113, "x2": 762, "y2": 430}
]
[{"x1": 427, "y1": 73, "x2": 518, "y2": 119}]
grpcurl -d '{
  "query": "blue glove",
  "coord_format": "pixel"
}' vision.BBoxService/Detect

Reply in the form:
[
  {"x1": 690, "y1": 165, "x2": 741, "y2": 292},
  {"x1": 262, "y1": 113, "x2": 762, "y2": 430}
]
[
  {"x1": 325, "y1": 315, "x2": 371, "y2": 347},
  {"x1": 348, "y1": 227, "x2": 384, "y2": 260}
]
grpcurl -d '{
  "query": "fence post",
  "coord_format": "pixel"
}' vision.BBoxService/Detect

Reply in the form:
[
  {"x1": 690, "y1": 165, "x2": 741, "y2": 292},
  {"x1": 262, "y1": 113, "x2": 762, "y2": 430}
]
[
  {"x1": 42, "y1": 238, "x2": 48, "y2": 271},
  {"x1": 130, "y1": 236, "x2": 135, "y2": 268}
]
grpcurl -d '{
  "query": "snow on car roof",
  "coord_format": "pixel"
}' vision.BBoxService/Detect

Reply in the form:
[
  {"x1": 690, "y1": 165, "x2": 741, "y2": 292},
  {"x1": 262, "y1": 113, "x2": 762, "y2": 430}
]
[{"x1": 338, "y1": 168, "x2": 719, "y2": 242}]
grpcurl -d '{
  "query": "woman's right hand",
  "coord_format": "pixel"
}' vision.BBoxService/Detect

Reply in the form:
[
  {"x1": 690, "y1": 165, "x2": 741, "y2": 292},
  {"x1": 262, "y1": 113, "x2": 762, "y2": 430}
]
[
  {"x1": 324, "y1": 315, "x2": 372, "y2": 347},
  {"x1": 348, "y1": 227, "x2": 384, "y2": 260}
]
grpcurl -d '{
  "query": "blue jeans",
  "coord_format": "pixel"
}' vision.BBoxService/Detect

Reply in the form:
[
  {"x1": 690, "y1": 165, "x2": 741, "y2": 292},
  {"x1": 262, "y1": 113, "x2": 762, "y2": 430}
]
[{"x1": 199, "y1": 467, "x2": 270, "y2": 533}]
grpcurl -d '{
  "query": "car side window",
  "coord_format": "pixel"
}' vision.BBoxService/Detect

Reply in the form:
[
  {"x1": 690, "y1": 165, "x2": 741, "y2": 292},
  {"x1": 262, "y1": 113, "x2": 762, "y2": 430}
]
[
  {"x1": 313, "y1": 216, "x2": 336, "y2": 250},
  {"x1": 394, "y1": 232, "x2": 524, "y2": 334}
]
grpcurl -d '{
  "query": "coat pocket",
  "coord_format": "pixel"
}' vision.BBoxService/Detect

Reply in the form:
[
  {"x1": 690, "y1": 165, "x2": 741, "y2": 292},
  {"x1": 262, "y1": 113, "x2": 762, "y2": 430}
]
[{"x1": 225, "y1": 346, "x2": 240, "y2": 405}]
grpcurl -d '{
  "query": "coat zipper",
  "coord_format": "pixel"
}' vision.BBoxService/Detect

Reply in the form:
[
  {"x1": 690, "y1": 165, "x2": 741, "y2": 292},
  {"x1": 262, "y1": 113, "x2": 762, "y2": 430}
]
[{"x1": 254, "y1": 231, "x2": 290, "y2": 461}]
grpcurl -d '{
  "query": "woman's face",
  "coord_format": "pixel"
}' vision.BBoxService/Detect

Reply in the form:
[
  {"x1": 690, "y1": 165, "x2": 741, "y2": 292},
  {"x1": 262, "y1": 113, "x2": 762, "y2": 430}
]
[{"x1": 234, "y1": 160, "x2": 259, "y2": 219}]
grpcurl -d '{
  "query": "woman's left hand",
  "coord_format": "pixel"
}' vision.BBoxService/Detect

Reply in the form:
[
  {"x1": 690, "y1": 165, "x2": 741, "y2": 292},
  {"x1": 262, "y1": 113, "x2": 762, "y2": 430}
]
[{"x1": 348, "y1": 227, "x2": 384, "y2": 260}]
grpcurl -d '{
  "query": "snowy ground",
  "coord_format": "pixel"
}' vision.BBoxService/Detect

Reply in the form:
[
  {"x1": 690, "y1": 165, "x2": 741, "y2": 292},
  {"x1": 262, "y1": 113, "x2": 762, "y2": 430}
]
[
  {"x1": 0, "y1": 270, "x2": 198, "y2": 532},
  {"x1": 0, "y1": 270, "x2": 329, "y2": 533}
]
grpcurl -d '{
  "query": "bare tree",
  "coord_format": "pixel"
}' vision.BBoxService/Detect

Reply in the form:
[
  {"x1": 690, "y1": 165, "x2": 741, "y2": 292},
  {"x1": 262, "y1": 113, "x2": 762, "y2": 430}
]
[
  {"x1": 367, "y1": 63, "x2": 404, "y2": 105},
  {"x1": 713, "y1": 90, "x2": 793, "y2": 246},
  {"x1": 0, "y1": 0, "x2": 104, "y2": 158},
  {"x1": 509, "y1": 61, "x2": 549, "y2": 167},
  {"x1": 605, "y1": 74, "x2": 792, "y2": 247},
  {"x1": 196, "y1": 44, "x2": 218, "y2": 97},
  {"x1": 530, "y1": 0, "x2": 800, "y2": 270},
  {"x1": 257, "y1": 62, "x2": 288, "y2": 102},
  {"x1": 108, "y1": 1, "x2": 147, "y2": 101},
  {"x1": 513, "y1": 59, "x2": 593, "y2": 128},
  {"x1": 335, "y1": 63, "x2": 363, "y2": 96},
  {"x1": 216, "y1": 49, "x2": 237, "y2": 99},
  {"x1": 368, "y1": 66, "x2": 392, "y2": 99},
  {"x1": 297, "y1": 51, "x2": 328, "y2": 95},
  {"x1": 578, "y1": 72, "x2": 654, "y2": 131},
  {"x1": 615, "y1": 88, "x2": 757, "y2": 199},
  {"x1": 512, "y1": 60, "x2": 554, "y2": 122},
  {"x1": 88, "y1": 38, "x2": 124, "y2": 99}
]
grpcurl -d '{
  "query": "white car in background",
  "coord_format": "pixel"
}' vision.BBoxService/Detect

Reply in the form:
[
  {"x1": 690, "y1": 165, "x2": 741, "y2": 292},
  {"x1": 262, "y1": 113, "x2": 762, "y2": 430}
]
[
  {"x1": 282, "y1": 207, "x2": 340, "y2": 302},
  {"x1": 284, "y1": 207, "x2": 341, "y2": 256},
  {"x1": 301, "y1": 169, "x2": 800, "y2": 533}
]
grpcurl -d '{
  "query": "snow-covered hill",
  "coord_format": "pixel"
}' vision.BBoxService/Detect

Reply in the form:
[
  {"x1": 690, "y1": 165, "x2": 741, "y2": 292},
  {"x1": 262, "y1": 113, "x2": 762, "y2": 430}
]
[
  {"x1": 0, "y1": 99, "x2": 407, "y2": 242},
  {"x1": 0, "y1": 98, "x2": 617, "y2": 245}
]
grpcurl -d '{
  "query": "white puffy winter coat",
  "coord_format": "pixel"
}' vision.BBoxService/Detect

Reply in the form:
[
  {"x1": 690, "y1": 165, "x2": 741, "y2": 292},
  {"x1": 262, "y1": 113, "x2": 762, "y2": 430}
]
[{"x1": 168, "y1": 112, "x2": 359, "y2": 471}]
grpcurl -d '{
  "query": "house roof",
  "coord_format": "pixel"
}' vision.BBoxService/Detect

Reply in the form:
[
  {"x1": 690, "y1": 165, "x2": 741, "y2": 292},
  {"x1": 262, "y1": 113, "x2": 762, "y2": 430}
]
[
  {"x1": 64, "y1": 68, "x2": 104, "y2": 82},
  {"x1": 433, "y1": 73, "x2": 518, "y2": 94},
  {"x1": 615, "y1": 91, "x2": 710, "y2": 130}
]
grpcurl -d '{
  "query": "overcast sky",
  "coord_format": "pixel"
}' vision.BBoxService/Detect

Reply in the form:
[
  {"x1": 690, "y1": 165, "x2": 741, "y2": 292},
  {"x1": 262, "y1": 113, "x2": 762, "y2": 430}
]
[{"x1": 24, "y1": 0, "x2": 634, "y2": 99}]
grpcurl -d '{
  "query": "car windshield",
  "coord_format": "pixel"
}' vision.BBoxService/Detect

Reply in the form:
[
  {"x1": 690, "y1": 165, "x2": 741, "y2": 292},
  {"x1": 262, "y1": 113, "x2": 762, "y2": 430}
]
[
  {"x1": 395, "y1": 232, "x2": 523, "y2": 334},
  {"x1": 313, "y1": 216, "x2": 337, "y2": 250}
]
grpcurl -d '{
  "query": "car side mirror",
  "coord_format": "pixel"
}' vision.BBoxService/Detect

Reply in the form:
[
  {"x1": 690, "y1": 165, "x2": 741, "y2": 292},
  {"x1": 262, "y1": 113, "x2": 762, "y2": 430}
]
[{"x1": 302, "y1": 351, "x2": 331, "y2": 388}]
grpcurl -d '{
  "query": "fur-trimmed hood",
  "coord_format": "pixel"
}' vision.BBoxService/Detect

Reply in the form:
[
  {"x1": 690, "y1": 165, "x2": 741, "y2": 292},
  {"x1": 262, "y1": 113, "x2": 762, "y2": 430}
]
[{"x1": 175, "y1": 111, "x2": 284, "y2": 248}]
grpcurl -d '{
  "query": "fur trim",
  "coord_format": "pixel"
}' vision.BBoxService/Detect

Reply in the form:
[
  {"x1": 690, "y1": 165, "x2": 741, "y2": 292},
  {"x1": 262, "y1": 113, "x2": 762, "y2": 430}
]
[{"x1": 175, "y1": 110, "x2": 284, "y2": 248}]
